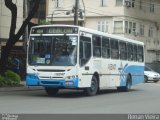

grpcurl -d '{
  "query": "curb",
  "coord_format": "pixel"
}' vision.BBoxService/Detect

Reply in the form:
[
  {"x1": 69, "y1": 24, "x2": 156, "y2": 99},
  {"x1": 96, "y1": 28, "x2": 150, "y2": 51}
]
[{"x1": 0, "y1": 82, "x2": 44, "y2": 92}]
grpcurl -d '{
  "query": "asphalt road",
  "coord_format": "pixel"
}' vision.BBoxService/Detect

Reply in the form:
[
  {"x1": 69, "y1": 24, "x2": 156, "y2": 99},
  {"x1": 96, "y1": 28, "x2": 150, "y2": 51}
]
[{"x1": 0, "y1": 82, "x2": 160, "y2": 114}]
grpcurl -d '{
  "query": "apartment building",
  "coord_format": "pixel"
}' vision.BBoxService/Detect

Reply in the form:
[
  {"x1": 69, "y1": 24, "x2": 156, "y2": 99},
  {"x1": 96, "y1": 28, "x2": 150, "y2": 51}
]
[
  {"x1": 0, "y1": 0, "x2": 23, "y2": 57},
  {"x1": 46, "y1": 0, "x2": 160, "y2": 63}
]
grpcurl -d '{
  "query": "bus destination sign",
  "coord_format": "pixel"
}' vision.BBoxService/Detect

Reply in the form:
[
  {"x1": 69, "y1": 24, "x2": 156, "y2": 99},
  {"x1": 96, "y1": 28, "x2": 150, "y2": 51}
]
[{"x1": 31, "y1": 27, "x2": 78, "y2": 34}]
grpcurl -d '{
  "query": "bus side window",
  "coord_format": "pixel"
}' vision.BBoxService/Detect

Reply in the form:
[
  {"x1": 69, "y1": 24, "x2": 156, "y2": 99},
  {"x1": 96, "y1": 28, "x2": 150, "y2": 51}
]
[
  {"x1": 119, "y1": 42, "x2": 127, "y2": 60},
  {"x1": 102, "y1": 37, "x2": 110, "y2": 58},
  {"x1": 137, "y1": 46, "x2": 144, "y2": 62},
  {"x1": 79, "y1": 36, "x2": 91, "y2": 66},
  {"x1": 127, "y1": 43, "x2": 134, "y2": 61},
  {"x1": 133, "y1": 45, "x2": 138, "y2": 61},
  {"x1": 111, "y1": 39, "x2": 119, "y2": 59},
  {"x1": 93, "y1": 35, "x2": 101, "y2": 57}
]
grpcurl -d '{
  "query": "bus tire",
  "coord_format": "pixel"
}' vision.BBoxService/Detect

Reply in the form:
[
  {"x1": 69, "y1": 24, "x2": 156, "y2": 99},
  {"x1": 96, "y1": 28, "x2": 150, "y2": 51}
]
[
  {"x1": 45, "y1": 87, "x2": 59, "y2": 96},
  {"x1": 117, "y1": 75, "x2": 132, "y2": 92},
  {"x1": 85, "y1": 76, "x2": 98, "y2": 96}
]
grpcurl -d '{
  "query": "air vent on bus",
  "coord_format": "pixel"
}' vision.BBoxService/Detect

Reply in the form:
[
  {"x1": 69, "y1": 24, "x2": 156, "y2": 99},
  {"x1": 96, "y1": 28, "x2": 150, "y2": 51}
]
[
  {"x1": 41, "y1": 81, "x2": 60, "y2": 85},
  {"x1": 37, "y1": 69, "x2": 65, "y2": 72},
  {"x1": 39, "y1": 76, "x2": 63, "y2": 79}
]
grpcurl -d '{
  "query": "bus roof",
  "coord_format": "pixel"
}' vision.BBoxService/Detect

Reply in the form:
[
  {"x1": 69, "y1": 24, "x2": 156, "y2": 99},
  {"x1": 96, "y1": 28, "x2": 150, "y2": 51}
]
[{"x1": 31, "y1": 24, "x2": 144, "y2": 45}]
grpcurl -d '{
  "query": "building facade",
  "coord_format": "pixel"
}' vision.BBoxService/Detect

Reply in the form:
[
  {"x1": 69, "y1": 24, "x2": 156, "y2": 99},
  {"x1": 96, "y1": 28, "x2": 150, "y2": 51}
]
[
  {"x1": 46, "y1": 0, "x2": 160, "y2": 63},
  {"x1": 0, "y1": 0, "x2": 24, "y2": 57}
]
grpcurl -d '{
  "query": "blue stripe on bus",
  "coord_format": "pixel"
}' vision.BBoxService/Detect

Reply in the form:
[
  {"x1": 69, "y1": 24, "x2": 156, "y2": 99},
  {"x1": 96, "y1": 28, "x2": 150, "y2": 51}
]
[
  {"x1": 119, "y1": 65, "x2": 144, "y2": 86},
  {"x1": 26, "y1": 74, "x2": 79, "y2": 88}
]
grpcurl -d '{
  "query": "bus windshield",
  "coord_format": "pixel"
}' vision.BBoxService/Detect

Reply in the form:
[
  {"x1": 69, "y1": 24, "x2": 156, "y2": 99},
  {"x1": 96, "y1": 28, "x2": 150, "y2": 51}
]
[{"x1": 28, "y1": 35, "x2": 77, "y2": 66}]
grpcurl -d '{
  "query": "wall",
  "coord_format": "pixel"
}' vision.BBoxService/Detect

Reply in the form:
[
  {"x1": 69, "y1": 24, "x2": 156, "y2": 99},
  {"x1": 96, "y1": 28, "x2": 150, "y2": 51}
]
[
  {"x1": 46, "y1": 0, "x2": 125, "y2": 21},
  {"x1": 124, "y1": 0, "x2": 160, "y2": 23},
  {"x1": 0, "y1": 0, "x2": 23, "y2": 40}
]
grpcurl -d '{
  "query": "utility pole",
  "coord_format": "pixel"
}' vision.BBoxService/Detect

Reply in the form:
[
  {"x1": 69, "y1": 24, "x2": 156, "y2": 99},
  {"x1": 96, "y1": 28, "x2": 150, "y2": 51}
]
[{"x1": 74, "y1": 0, "x2": 79, "y2": 25}]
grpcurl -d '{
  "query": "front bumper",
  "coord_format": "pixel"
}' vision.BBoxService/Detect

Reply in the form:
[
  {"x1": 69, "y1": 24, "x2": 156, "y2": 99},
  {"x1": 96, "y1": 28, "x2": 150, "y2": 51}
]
[
  {"x1": 26, "y1": 74, "x2": 79, "y2": 88},
  {"x1": 147, "y1": 76, "x2": 160, "y2": 81}
]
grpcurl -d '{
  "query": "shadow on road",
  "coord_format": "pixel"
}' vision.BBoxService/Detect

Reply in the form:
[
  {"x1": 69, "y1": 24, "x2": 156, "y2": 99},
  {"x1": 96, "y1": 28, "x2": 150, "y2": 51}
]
[
  {"x1": 0, "y1": 87, "x2": 143, "y2": 99},
  {"x1": 33, "y1": 88, "x2": 141, "y2": 98}
]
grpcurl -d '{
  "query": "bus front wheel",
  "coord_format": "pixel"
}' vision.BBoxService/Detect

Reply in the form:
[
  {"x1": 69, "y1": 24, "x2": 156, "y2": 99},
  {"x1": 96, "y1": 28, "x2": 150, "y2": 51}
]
[
  {"x1": 85, "y1": 76, "x2": 98, "y2": 96},
  {"x1": 45, "y1": 87, "x2": 59, "y2": 96}
]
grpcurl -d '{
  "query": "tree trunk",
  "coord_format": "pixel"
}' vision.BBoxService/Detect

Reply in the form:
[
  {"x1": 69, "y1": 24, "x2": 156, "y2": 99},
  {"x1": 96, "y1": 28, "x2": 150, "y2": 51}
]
[
  {"x1": 0, "y1": 41, "x2": 13, "y2": 74},
  {"x1": 0, "y1": 0, "x2": 40, "y2": 75}
]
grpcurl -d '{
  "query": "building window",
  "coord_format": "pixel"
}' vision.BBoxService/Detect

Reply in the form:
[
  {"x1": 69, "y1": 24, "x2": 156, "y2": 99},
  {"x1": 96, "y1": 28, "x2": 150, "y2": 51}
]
[
  {"x1": 97, "y1": 21, "x2": 108, "y2": 33},
  {"x1": 116, "y1": 0, "x2": 123, "y2": 6},
  {"x1": 98, "y1": 22, "x2": 101, "y2": 31},
  {"x1": 125, "y1": 0, "x2": 135, "y2": 8},
  {"x1": 139, "y1": 0, "x2": 142, "y2": 9},
  {"x1": 29, "y1": 0, "x2": 46, "y2": 19},
  {"x1": 139, "y1": 24, "x2": 145, "y2": 36},
  {"x1": 132, "y1": 23, "x2": 136, "y2": 35},
  {"x1": 129, "y1": 0, "x2": 135, "y2": 7},
  {"x1": 114, "y1": 21, "x2": 123, "y2": 34},
  {"x1": 55, "y1": 0, "x2": 63, "y2": 8},
  {"x1": 100, "y1": 0, "x2": 106, "y2": 7},
  {"x1": 149, "y1": 27, "x2": 154, "y2": 38},
  {"x1": 125, "y1": 21, "x2": 136, "y2": 35},
  {"x1": 125, "y1": 21, "x2": 129, "y2": 33},
  {"x1": 129, "y1": 22, "x2": 133, "y2": 34},
  {"x1": 150, "y1": 3, "x2": 154, "y2": 13}
]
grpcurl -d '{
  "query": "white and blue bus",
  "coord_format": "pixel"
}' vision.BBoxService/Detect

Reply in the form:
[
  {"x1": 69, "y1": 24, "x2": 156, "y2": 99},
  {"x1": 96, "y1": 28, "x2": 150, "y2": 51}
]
[{"x1": 26, "y1": 25, "x2": 144, "y2": 96}]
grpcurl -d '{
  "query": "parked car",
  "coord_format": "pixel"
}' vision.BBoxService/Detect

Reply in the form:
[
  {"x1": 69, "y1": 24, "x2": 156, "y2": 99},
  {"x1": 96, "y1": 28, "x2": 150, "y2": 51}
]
[{"x1": 144, "y1": 66, "x2": 160, "y2": 83}]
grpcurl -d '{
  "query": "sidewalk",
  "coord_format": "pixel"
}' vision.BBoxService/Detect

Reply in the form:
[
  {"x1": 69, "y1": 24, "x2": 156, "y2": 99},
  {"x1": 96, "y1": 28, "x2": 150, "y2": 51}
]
[{"x1": 0, "y1": 81, "x2": 43, "y2": 92}]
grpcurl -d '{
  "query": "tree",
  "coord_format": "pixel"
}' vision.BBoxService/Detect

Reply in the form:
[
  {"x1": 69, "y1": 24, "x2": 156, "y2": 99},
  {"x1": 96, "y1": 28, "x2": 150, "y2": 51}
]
[
  {"x1": 39, "y1": 19, "x2": 52, "y2": 25},
  {"x1": 0, "y1": 0, "x2": 40, "y2": 74}
]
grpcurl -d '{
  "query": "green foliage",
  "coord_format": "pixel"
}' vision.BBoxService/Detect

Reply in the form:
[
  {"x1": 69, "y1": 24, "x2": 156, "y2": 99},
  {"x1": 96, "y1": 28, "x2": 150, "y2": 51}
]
[
  {"x1": 0, "y1": 70, "x2": 21, "y2": 87},
  {"x1": 0, "y1": 75, "x2": 5, "y2": 87},
  {"x1": 39, "y1": 19, "x2": 52, "y2": 25}
]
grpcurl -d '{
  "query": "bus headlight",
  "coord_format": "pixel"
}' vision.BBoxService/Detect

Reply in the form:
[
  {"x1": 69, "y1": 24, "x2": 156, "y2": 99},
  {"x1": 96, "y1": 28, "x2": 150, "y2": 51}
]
[{"x1": 66, "y1": 75, "x2": 77, "y2": 80}]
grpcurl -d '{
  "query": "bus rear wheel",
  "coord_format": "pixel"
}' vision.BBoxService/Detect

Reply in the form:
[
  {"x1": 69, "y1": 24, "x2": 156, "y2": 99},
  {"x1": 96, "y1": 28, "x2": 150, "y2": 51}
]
[
  {"x1": 117, "y1": 75, "x2": 132, "y2": 92},
  {"x1": 85, "y1": 76, "x2": 98, "y2": 96},
  {"x1": 45, "y1": 87, "x2": 59, "y2": 96}
]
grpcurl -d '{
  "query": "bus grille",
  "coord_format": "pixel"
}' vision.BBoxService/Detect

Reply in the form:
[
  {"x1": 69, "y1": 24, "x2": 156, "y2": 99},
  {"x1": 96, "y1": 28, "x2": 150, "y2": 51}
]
[
  {"x1": 39, "y1": 76, "x2": 63, "y2": 79},
  {"x1": 41, "y1": 81, "x2": 60, "y2": 85}
]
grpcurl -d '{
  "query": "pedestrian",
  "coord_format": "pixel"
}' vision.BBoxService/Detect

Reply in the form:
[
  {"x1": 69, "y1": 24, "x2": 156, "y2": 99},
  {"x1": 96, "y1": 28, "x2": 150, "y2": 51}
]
[{"x1": 13, "y1": 56, "x2": 20, "y2": 74}]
